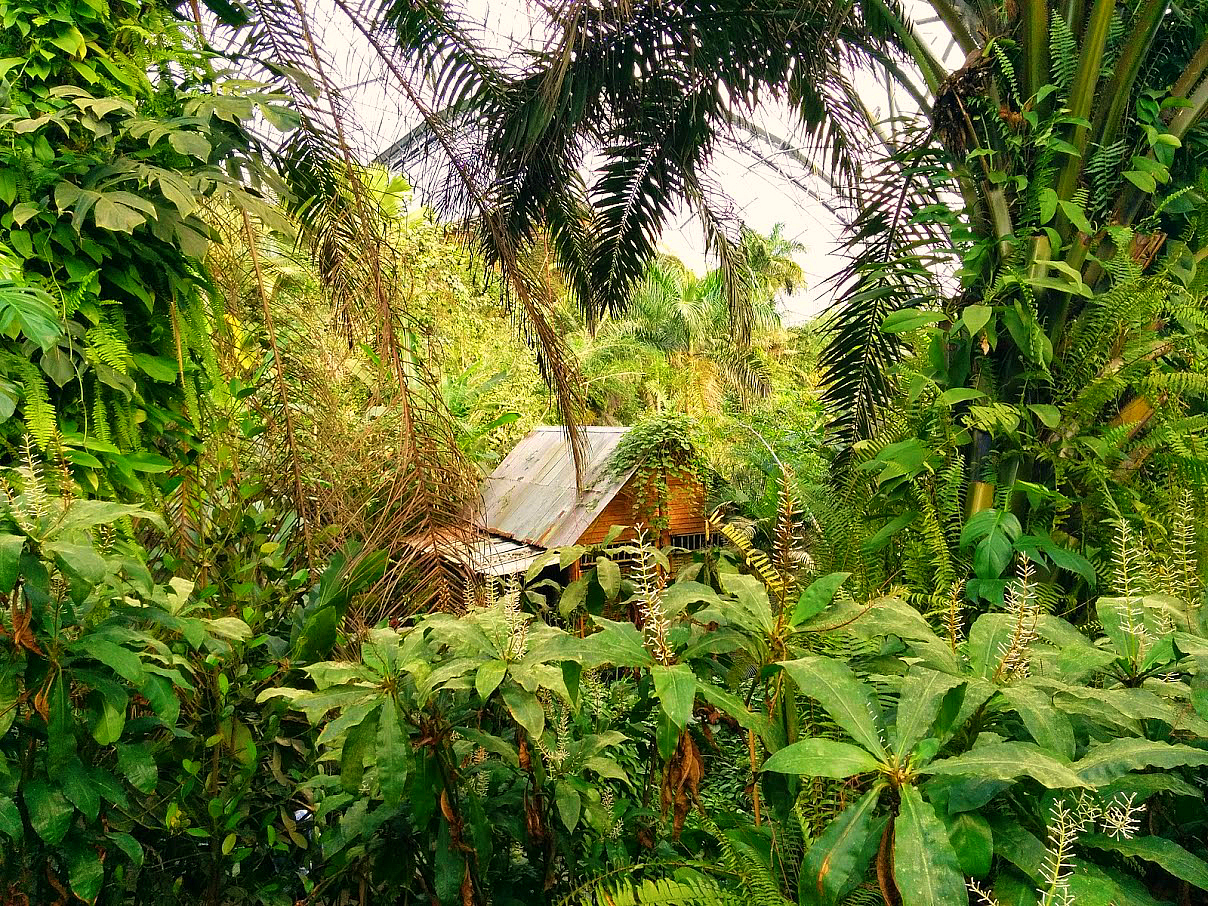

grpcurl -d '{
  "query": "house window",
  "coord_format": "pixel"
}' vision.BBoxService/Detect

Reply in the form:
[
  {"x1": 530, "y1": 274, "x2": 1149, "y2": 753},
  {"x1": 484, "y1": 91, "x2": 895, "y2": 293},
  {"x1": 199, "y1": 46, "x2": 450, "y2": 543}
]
[{"x1": 669, "y1": 532, "x2": 709, "y2": 551}]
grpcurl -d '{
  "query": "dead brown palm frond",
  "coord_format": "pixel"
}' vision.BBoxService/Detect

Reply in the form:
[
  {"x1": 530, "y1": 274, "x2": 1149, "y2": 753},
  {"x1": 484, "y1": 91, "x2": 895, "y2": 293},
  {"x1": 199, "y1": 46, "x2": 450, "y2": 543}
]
[
  {"x1": 194, "y1": 0, "x2": 485, "y2": 607},
  {"x1": 333, "y1": 0, "x2": 588, "y2": 483}
]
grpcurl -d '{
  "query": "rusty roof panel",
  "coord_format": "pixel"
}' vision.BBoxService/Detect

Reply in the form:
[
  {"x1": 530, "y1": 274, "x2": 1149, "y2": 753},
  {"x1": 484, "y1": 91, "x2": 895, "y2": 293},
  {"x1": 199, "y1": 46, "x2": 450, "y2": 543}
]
[{"x1": 480, "y1": 426, "x2": 633, "y2": 548}]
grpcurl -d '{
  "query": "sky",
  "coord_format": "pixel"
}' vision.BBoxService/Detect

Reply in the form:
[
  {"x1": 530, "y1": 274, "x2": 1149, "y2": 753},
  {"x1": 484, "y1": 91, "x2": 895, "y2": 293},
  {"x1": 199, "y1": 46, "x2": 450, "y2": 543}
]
[{"x1": 315, "y1": 0, "x2": 961, "y2": 324}]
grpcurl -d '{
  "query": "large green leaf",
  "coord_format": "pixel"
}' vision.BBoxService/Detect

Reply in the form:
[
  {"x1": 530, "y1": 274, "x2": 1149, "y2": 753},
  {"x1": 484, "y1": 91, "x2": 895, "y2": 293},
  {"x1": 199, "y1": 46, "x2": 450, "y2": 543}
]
[
  {"x1": 44, "y1": 540, "x2": 107, "y2": 584},
  {"x1": 46, "y1": 674, "x2": 75, "y2": 774},
  {"x1": 1096, "y1": 597, "x2": 1148, "y2": 662},
  {"x1": 695, "y1": 682, "x2": 768, "y2": 736},
  {"x1": 75, "y1": 637, "x2": 145, "y2": 683},
  {"x1": 539, "y1": 617, "x2": 655, "y2": 668},
  {"x1": 966, "y1": 614, "x2": 1018, "y2": 680},
  {"x1": 944, "y1": 812, "x2": 993, "y2": 878},
  {"x1": 651, "y1": 663, "x2": 696, "y2": 728},
  {"x1": 502, "y1": 685, "x2": 545, "y2": 738},
  {"x1": 554, "y1": 779, "x2": 581, "y2": 831},
  {"x1": 924, "y1": 741, "x2": 1086, "y2": 788},
  {"x1": 762, "y1": 738, "x2": 881, "y2": 778},
  {"x1": 475, "y1": 660, "x2": 507, "y2": 700},
  {"x1": 0, "y1": 796, "x2": 21, "y2": 841},
  {"x1": 779, "y1": 657, "x2": 887, "y2": 758},
  {"x1": 0, "y1": 282, "x2": 63, "y2": 351},
  {"x1": 792, "y1": 572, "x2": 850, "y2": 625},
  {"x1": 1074, "y1": 738, "x2": 1208, "y2": 786},
  {"x1": 23, "y1": 780, "x2": 74, "y2": 844},
  {"x1": 1081, "y1": 834, "x2": 1208, "y2": 888},
  {"x1": 88, "y1": 689, "x2": 126, "y2": 746},
  {"x1": 65, "y1": 834, "x2": 105, "y2": 903},
  {"x1": 595, "y1": 556, "x2": 620, "y2": 598},
  {"x1": 1000, "y1": 684, "x2": 1075, "y2": 760},
  {"x1": 798, "y1": 784, "x2": 886, "y2": 906},
  {"x1": 60, "y1": 760, "x2": 100, "y2": 823},
  {"x1": 376, "y1": 701, "x2": 411, "y2": 807},
  {"x1": 894, "y1": 786, "x2": 967, "y2": 906},
  {"x1": 339, "y1": 705, "x2": 380, "y2": 793},
  {"x1": 960, "y1": 508, "x2": 1021, "y2": 579},
  {"x1": 0, "y1": 534, "x2": 23, "y2": 593},
  {"x1": 894, "y1": 668, "x2": 964, "y2": 760},
  {"x1": 986, "y1": 817, "x2": 1046, "y2": 885},
  {"x1": 115, "y1": 742, "x2": 157, "y2": 794}
]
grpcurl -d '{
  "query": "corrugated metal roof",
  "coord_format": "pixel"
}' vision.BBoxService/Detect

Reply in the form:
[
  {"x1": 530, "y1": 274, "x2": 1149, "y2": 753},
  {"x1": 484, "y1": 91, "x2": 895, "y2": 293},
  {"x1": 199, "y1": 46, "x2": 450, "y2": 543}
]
[
  {"x1": 407, "y1": 529, "x2": 546, "y2": 577},
  {"x1": 481, "y1": 426, "x2": 634, "y2": 548}
]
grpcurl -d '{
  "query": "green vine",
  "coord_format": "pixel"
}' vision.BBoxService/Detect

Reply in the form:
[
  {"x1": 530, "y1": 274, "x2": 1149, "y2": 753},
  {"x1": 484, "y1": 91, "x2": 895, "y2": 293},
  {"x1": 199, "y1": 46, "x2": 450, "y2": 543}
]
[{"x1": 609, "y1": 414, "x2": 704, "y2": 535}]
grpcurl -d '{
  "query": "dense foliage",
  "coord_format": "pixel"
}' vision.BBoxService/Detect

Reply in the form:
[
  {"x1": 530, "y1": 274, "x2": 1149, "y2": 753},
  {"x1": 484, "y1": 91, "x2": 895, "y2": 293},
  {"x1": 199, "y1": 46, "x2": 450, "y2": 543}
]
[{"x1": 0, "y1": 0, "x2": 1207, "y2": 904}]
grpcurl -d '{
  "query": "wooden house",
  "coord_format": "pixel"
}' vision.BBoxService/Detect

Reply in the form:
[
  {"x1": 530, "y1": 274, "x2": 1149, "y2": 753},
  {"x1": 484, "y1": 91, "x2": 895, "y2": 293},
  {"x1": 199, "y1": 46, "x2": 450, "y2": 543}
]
[{"x1": 417, "y1": 426, "x2": 708, "y2": 580}]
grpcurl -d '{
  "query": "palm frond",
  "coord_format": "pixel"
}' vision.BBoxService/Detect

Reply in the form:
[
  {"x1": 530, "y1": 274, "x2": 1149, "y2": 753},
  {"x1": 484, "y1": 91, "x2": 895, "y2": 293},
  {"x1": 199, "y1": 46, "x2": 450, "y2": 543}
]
[{"x1": 818, "y1": 130, "x2": 957, "y2": 441}]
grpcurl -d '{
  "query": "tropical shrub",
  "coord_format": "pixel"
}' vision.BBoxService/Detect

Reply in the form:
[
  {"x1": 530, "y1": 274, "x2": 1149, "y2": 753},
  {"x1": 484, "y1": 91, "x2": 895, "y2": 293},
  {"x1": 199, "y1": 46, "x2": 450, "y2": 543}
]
[{"x1": 0, "y1": 451, "x2": 257, "y2": 903}]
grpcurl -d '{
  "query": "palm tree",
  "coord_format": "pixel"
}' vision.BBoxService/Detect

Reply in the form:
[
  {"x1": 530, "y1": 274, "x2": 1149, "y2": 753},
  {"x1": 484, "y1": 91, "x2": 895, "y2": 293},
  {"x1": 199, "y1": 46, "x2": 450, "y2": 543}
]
[
  {"x1": 388, "y1": 0, "x2": 1206, "y2": 489},
  {"x1": 600, "y1": 230, "x2": 801, "y2": 409}
]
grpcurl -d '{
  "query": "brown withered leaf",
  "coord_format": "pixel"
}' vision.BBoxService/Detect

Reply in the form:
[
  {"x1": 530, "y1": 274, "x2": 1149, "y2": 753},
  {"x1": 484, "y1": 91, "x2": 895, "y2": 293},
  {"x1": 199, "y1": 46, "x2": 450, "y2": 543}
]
[
  {"x1": 660, "y1": 730, "x2": 704, "y2": 839},
  {"x1": 10, "y1": 600, "x2": 42, "y2": 656}
]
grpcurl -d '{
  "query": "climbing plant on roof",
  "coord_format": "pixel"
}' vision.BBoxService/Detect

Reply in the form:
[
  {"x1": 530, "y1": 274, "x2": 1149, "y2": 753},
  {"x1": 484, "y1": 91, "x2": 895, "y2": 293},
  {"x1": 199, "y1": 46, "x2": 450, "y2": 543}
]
[{"x1": 609, "y1": 414, "x2": 705, "y2": 536}]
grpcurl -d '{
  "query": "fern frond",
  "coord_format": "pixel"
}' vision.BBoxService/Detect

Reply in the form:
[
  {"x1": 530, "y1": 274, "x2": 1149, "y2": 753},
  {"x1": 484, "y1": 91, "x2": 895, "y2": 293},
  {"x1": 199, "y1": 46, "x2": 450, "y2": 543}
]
[
  {"x1": 14, "y1": 357, "x2": 55, "y2": 449},
  {"x1": 707, "y1": 509, "x2": 791, "y2": 604}
]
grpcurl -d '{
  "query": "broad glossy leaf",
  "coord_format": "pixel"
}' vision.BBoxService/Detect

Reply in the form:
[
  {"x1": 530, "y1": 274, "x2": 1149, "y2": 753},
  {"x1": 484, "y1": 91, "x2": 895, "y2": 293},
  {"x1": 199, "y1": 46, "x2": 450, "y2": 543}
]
[
  {"x1": 1074, "y1": 738, "x2": 1208, "y2": 786},
  {"x1": 960, "y1": 509, "x2": 1020, "y2": 579},
  {"x1": 661, "y1": 580, "x2": 719, "y2": 616},
  {"x1": 944, "y1": 812, "x2": 993, "y2": 878},
  {"x1": 1000, "y1": 685, "x2": 1075, "y2": 760},
  {"x1": 75, "y1": 637, "x2": 144, "y2": 682},
  {"x1": 554, "y1": 779, "x2": 581, "y2": 831},
  {"x1": 107, "y1": 831, "x2": 143, "y2": 867},
  {"x1": 779, "y1": 657, "x2": 887, "y2": 758},
  {"x1": 595, "y1": 556, "x2": 620, "y2": 598},
  {"x1": 761, "y1": 738, "x2": 881, "y2": 778},
  {"x1": 376, "y1": 701, "x2": 410, "y2": 807},
  {"x1": 1081, "y1": 834, "x2": 1208, "y2": 888},
  {"x1": 938, "y1": 387, "x2": 985, "y2": 405},
  {"x1": 203, "y1": 617, "x2": 252, "y2": 641},
  {"x1": 47, "y1": 674, "x2": 75, "y2": 774},
  {"x1": 695, "y1": 682, "x2": 767, "y2": 735},
  {"x1": 716, "y1": 572, "x2": 775, "y2": 635},
  {"x1": 475, "y1": 660, "x2": 507, "y2": 700},
  {"x1": 894, "y1": 786, "x2": 967, "y2": 906},
  {"x1": 259, "y1": 684, "x2": 379, "y2": 724},
  {"x1": 88, "y1": 689, "x2": 125, "y2": 746},
  {"x1": 23, "y1": 780, "x2": 74, "y2": 844},
  {"x1": 557, "y1": 576, "x2": 589, "y2": 618},
  {"x1": 339, "y1": 705, "x2": 380, "y2": 793},
  {"x1": 985, "y1": 817, "x2": 1046, "y2": 886},
  {"x1": 792, "y1": 572, "x2": 850, "y2": 625},
  {"x1": 0, "y1": 534, "x2": 23, "y2": 593},
  {"x1": 44, "y1": 540, "x2": 106, "y2": 583},
  {"x1": 924, "y1": 741, "x2": 1086, "y2": 788},
  {"x1": 894, "y1": 668, "x2": 964, "y2": 760},
  {"x1": 798, "y1": 785, "x2": 886, "y2": 906},
  {"x1": 61, "y1": 760, "x2": 100, "y2": 822},
  {"x1": 960, "y1": 304, "x2": 992, "y2": 335},
  {"x1": 882, "y1": 309, "x2": 945, "y2": 333},
  {"x1": 651, "y1": 663, "x2": 696, "y2": 728},
  {"x1": 116, "y1": 743, "x2": 157, "y2": 794},
  {"x1": 539, "y1": 617, "x2": 654, "y2": 668},
  {"x1": 502, "y1": 685, "x2": 545, "y2": 738},
  {"x1": 65, "y1": 835, "x2": 104, "y2": 903},
  {"x1": 0, "y1": 796, "x2": 21, "y2": 840},
  {"x1": 966, "y1": 614, "x2": 1017, "y2": 680}
]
